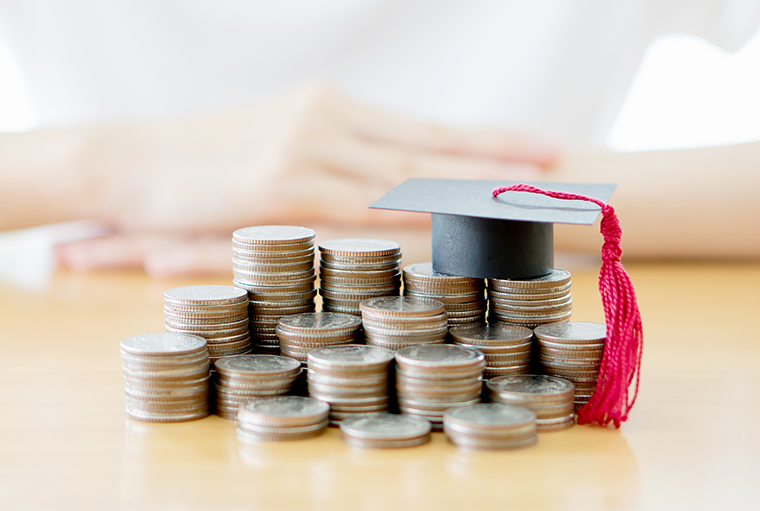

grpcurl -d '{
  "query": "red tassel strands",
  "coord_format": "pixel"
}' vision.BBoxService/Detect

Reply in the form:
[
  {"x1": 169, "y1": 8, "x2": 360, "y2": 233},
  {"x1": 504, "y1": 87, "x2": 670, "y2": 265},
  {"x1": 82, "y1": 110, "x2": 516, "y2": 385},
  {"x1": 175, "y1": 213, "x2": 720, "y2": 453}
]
[{"x1": 492, "y1": 184, "x2": 643, "y2": 428}]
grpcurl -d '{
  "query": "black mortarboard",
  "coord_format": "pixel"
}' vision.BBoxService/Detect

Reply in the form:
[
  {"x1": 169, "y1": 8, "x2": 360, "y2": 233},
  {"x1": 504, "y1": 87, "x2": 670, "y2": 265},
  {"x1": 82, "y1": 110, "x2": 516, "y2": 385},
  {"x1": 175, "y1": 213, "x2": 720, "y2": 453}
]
[{"x1": 369, "y1": 178, "x2": 616, "y2": 280}]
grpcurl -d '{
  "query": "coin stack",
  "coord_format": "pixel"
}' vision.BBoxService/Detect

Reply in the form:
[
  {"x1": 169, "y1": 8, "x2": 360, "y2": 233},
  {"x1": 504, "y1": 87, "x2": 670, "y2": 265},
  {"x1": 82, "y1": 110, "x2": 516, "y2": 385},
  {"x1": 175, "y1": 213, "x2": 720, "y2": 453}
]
[
  {"x1": 488, "y1": 268, "x2": 573, "y2": 328},
  {"x1": 449, "y1": 323, "x2": 534, "y2": 379},
  {"x1": 213, "y1": 355, "x2": 302, "y2": 419},
  {"x1": 232, "y1": 226, "x2": 317, "y2": 354},
  {"x1": 443, "y1": 403, "x2": 538, "y2": 451},
  {"x1": 236, "y1": 396, "x2": 330, "y2": 443},
  {"x1": 340, "y1": 413, "x2": 432, "y2": 449},
  {"x1": 276, "y1": 313, "x2": 363, "y2": 364},
  {"x1": 307, "y1": 345, "x2": 395, "y2": 424},
  {"x1": 534, "y1": 321, "x2": 605, "y2": 412},
  {"x1": 395, "y1": 344, "x2": 485, "y2": 429},
  {"x1": 360, "y1": 296, "x2": 449, "y2": 351},
  {"x1": 120, "y1": 333, "x2": 210, "y2": 422},
  {"x1": 319, "y1": 239, "x2": 402, "y2": 316},
  {"x1": 163, "y1": 285, "x2": 251, "y2": 364},
  {"x1": 402, "y1": 262, "x2": 486, "y2": 327},
  {"x1": 487, "y1": 375, "x2": 575, "y2": 432}
]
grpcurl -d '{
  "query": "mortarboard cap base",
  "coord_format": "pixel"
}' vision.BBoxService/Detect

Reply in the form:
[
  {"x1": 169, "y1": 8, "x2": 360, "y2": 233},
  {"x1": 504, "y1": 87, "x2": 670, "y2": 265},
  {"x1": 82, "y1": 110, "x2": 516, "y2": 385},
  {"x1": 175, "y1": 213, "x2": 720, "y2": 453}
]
[{"x1": 431, "y1": 214, "x2": 553, "y2": 280}]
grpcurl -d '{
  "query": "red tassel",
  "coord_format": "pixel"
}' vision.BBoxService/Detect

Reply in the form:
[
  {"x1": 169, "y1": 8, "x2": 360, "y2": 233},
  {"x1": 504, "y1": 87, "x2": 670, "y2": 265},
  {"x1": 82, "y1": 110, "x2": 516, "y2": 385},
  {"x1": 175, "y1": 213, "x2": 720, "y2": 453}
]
[{"x1": 492, "y1": 184, "x2": 643, "y2": 428}]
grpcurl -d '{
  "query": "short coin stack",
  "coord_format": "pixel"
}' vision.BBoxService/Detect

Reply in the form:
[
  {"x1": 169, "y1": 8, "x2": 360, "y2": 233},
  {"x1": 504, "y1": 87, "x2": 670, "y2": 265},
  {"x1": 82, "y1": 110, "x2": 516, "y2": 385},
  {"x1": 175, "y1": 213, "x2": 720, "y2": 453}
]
[
  {"x1": 319, "y1": 239, "x2": 401, "y2": 316},
  {"x1": 213, "y1": 355, "x2": 302, "y2": 419},
  {"x1": 360, "y1": 296, "x2": 449, "y2": 351},
  {"x1": 487, "y1": 375, "x2": 575, "y2": 432},
  {"x1": 163, "y1": 286, "x2": 250, "y2": 364},
  {"x1": 443, "y1": 403, "x2": 538, "y2": 451},
  {"x1": 232, "y1": 226, "x2": 317, "y2": 354},
  {"x1": 307, "y1": 345, "x2": 395, "y2": 424},
  {"x1": 276, "y1": 313, "x2": 363, "y2": 364},
  {"x1": 488, "y1": 268, "x2": 572, "y2": 328},
  {"x1": 340, "y1": 413, "x2": 432, "y2": 449},
  {"x1": 449, "y1": 323, "x2": 533, "y2": 379},
  {"x1": 120, "y1": 333, "x2": 210, "y2": 422},
  {"x1": 395, "y1": 344, "x2": 485, "y2": 429},
  {"x1": 236, "y1": 396, "x2": 329, "y2": 443},
  {"x1": 402, "y1": 262, "x2": 486, "y2": 326},
  {"x1": 534, "y1": 321, "x2": 605, "y2": 412}
]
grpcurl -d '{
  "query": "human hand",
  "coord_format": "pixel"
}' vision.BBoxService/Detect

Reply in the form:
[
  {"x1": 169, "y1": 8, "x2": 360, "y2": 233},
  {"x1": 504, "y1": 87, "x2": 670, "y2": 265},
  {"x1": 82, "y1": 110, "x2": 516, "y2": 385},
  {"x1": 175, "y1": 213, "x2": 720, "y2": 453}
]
[{"x1": 58, "y1": 81, "x2": 560, "y2": 275}]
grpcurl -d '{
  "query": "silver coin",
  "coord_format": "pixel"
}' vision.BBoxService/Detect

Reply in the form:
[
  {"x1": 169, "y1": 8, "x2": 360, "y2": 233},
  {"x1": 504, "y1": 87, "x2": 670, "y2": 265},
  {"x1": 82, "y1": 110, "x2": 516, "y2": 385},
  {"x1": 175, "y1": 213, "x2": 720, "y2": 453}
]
[
  {"x1": 214, "y1": 354, "x2": 300, "y2": 375},
  {"x1": 120, "y1": 333, "x2": 207, "y2": 356},
  {"x1": 487, "y1": 375, "x2": 574, "y2": 397},
  {"x1": 307, "y1": 344, "x2": 395, "y2": 366},
  {"x1": 487, "y1": 268, "x2": 571, "y2": 289},
  {"x1": 318, "y1": 238, "x2": 401, "y2": 256},
  {"x1": 339, "y1": 412, "x2": 431, "y2": 440},
  {"x1": 402, "y1": 262, "x2": 479, "y2": 282},
  {"x1": 238, "y1": 396, "x2": 329, "y2": 423},
  {"x1": 277, "y1": 312, "x2": 362, "y2": 331},
  {"x1": 444, "y1": 403, "x2": 536, "y2": 428},
  {"x1": 233, "y1": 225, "x2": 315, "y2": 245},
  {"x1": 395, "y1": 344, "x2": 484, "y2": 368},
  {"x1": 360, "y1": 296, "x2": 445, "y2": 317},
  {"x1": 534, "y1": 321, "x2": 606, "y2": 343},
  {"x1": 164, "y1": 285, "x2": 247, "y2": 305},
  {"x1": 449, "y1": 323, "x2": 533, "y2": 344}
]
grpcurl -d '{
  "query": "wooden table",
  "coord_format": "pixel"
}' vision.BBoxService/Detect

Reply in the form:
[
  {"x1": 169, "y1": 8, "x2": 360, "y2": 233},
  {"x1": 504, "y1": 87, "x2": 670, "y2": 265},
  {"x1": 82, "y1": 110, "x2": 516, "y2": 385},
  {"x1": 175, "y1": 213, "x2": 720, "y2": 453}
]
[{"x1": 1, "y1": 263, "x2": 759, "y2": 510}]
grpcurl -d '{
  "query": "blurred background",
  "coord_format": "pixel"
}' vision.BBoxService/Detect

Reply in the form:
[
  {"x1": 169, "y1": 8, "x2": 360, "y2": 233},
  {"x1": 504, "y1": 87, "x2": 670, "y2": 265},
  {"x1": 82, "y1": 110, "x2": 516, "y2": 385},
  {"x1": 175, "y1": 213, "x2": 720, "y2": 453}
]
[{"x1": 2, "y1": 0, "x2": 760, "y2": 288}]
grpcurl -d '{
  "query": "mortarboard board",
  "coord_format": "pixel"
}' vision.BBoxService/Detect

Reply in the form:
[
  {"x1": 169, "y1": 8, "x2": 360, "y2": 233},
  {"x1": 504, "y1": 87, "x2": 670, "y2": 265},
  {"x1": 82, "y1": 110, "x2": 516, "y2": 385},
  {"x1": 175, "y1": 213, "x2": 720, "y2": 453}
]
[{"x1": 370, "y1": 178, "x2": 616, "y2": 280}]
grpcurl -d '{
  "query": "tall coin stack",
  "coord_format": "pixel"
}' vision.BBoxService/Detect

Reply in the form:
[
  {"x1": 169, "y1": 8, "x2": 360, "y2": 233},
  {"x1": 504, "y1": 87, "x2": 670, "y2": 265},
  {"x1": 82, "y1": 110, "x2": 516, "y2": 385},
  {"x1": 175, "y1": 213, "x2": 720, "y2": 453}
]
[
  {"x1": 487, "y1": 375, "x2": 575, "y2": 432},
  {"x1": 448, "y1": 323, "x2": 533, "y2": 379},
  {"x1": 307, "y1": 345, "x2": 395, "y2": 424},
  {"x1": 276, "y1": 313, "x2": 362, "y2": 364},
  {"x1": 232, "y1": 226, "x2": 317, "y2": 354},
  {"x1": 319, "y1": 239, "x2": 401, "y2": 316},
  {"x1": 402, "y1": 262, "x2": 486, "y2": 326},
  {"x1": 213, "y1": 355, "x2": 302, "y2": 419},
  {"x1": 443, "y1": 403, "x2": 537, "y2": 451},
  {"x1": 120, "y1": 333, "x2": 210, "y2": 422},
  {"x1": 237, "y1": 396, "x2": 329, "y2": 443},
  {"x1": 395, "y1": 344, "x2": 485, "y2": 429},
  {"x1": 360, "y1": 296, "x2": 448, "y2": 351},
  {"x1": 163, "y1": 285, "x2": 251, "y2": 364},
  {"x1": 487, "y1": 268, "x2": 572, "y2": 328},
  {"x1": 534, "y1": 321, "x2": 605, "y2": 412}
]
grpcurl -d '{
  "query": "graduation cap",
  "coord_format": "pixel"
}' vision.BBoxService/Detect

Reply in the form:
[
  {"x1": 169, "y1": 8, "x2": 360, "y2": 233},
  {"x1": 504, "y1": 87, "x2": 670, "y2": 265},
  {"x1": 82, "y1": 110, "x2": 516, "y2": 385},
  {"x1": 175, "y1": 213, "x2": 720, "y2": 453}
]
[{"x1": 369, "y1": 178, "x2": 616, "y2": 280}]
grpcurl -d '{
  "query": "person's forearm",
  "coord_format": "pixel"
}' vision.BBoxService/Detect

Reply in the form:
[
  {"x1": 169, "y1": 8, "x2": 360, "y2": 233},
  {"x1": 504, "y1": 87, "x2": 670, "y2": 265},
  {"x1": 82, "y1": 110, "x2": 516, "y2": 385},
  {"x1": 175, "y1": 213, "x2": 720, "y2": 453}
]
[
  {"x1": 0, "y1": 128, "x2": 101, "y2": 230},
  {"x1": 550, "y1": 142, "x2": 760, "y2": 258}
]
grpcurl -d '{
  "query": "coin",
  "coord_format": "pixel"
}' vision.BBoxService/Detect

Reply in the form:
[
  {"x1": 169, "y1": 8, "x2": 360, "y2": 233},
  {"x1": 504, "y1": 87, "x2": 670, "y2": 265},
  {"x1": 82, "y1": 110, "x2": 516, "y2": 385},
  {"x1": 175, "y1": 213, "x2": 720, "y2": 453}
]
[
  {"x1": 120, "y1": 333, "x2": 207, "y2": 356},
  {"x1": 163, "y1": 285, "x2": 248, "y2": 306},
  {"x1": 233, "y1": 225, "x2": 316, "y2": 245},
  {"x1": 318, "y1": 238, "x2": 401, "y2": 257},
  {"x1": 237, "y1": 396, "x2": 330, "y2": 426},
  {"x1": 443, "y1": 403, "x2": 537, "y2": 451},
  {"x1": 339, "y1": 413, "x2": 432, "y2": 448}
]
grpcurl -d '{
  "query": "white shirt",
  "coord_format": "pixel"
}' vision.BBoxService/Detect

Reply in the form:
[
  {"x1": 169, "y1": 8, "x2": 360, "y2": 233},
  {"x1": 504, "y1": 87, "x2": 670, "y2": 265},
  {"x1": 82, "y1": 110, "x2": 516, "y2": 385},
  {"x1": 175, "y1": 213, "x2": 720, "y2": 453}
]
[{"x1": 1, "y1": 0, "x2": 759, "y2": 144}]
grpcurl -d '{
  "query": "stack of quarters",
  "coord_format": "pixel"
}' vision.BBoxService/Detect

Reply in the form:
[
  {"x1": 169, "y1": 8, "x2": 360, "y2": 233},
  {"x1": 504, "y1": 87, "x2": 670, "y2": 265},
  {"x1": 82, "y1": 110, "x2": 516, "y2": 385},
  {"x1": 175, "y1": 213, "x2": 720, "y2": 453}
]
[
  {"x1": 534, "y1": 322, "x2": 606, "y2": 412},
  {"x1": 213, "y1": 355, "x2": 302, "y2": 419},
  {"x1": 163, "y1": 285, "x2": 250, "y2": 365},
  {"x1": 339, "y1": 413, "x2": 432, "y2": 449},
  {"x1": 487, "y1": 269, "x2": 573, "y2": 328},
  {"x1": 231, "y1": 226, "x2": 317, "y2": 354},
  {"x1": 120, "y1": 333, "x2": 210, "y2": 422},
  {"x1": 275, "y1": 312, "x2": 362, "y2": 364},
  {"x1": 318, "y1": 239, "x2": 402, "y2": 316},
  {"x1": 443, "y1": 403, "x2": 538, "y2": 451},
  {"x1": 360, "y1": 296, "x2": 448, "y2": 351},
  {"x1": 236, "y1": 396, "x2": 330, "y2": 443},
  {"x1": 402, "y1": 262, "x2": 486, "y2": 326},
  {"x1": 395, "y1": 345, "x2": 485, "y2": 429},
  {"x1": 448, "y1": 323, "x2": 534, "y2": 379},
  {"x1": 306, "y1": 345, "x2": 395, "y2": 424},
  {"x1": 486, "y1": 375, "x2": 575, "y2": 432}
]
